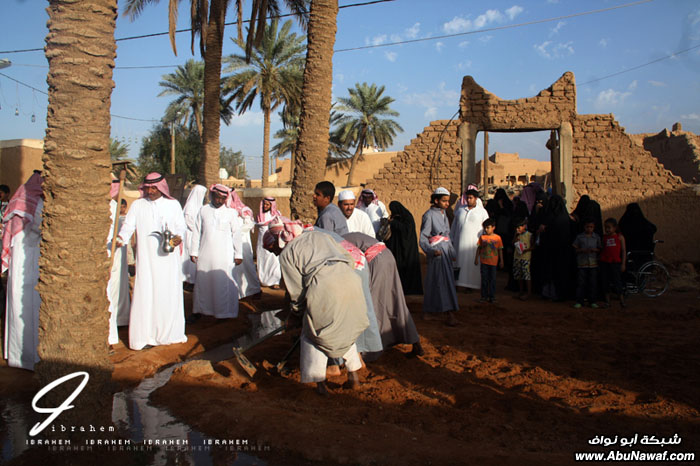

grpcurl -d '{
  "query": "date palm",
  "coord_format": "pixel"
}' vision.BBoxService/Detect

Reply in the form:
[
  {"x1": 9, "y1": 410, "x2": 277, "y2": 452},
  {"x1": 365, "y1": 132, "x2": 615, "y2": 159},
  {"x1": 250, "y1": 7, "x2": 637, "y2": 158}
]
[
  {"x1": 159, "y1": 59, "x2": 235, "y2": 140},
  {"x1": 333, "y1": 82, "x2": 403, "y2": 187},
  {"x1": 224, "y1": 19, "x2": 305, "y2": 187}
]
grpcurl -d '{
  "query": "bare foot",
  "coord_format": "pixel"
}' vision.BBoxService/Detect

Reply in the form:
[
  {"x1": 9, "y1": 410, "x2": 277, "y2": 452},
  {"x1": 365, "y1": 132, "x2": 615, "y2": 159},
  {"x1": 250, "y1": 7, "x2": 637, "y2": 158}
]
[
  {"x1": 410, "y1": 342, "x2": 425, "y2": 357},
  {"x1": 326, "y1": 365, "x2": 341, "y2": 377},
  {"x1": 445, "y1": 312, "x2": 459, "y2": 327},
  {"x1": 344, "y1": 371, "x2": 360, "y2": 390},
  {"x1": 316, "y1": 381, "x2": 329, "y2": 396}
]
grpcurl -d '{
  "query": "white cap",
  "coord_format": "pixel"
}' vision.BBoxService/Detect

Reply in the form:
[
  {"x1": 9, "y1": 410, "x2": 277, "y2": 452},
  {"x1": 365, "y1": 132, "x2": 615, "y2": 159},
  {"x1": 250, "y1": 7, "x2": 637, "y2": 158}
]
[
  {"x1": 433, "y1": 187, "x2": 450, "y2": 196},
  {"x1": 338, "y1": 189, "x2": 356, "y2": 201}
]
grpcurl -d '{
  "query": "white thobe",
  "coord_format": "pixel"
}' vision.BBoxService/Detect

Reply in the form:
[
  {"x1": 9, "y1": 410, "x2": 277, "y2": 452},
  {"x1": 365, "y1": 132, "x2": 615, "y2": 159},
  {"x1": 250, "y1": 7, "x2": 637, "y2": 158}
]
[
  {"x1": 107, "y1": 200, "x2": 130, "y2": 345},
  {"x1": 357, "y1": 200, "x2": 389, "y2": 233},
  {"x1": 232, "y1": 215, "x2": 261, "y2": 298},
  {"x1": 451, "y1": 200, "x2": 489, "y2": 289},
  {"x1": 256, "y1": 212, "x2": 281, "y2": 287},
  {"x1": 182, "y1": 185, "x2": 207, "y2": 284},
  {"x1": 345, "y1": 208, "x2": 376, "y2": 237},
  {"x1": 3, "y1": 200, "x2": 42, "y2": 370},
  {"x1": 118, "y1": 196, "x2": 187, "y2": 350},
  {"x1": 190, "y1": 204, "x2": 243, "y2": 318}
]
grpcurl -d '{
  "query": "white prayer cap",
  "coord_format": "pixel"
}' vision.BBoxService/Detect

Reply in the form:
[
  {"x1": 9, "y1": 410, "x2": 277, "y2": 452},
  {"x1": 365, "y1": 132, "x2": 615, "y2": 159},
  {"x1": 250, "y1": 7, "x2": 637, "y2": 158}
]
[
  {"x1": 433, "y1": 187, "x2": 450, "y2": 196},
  {"x1": 338, "y1": 189, "x2": 356, "y2": 201}
]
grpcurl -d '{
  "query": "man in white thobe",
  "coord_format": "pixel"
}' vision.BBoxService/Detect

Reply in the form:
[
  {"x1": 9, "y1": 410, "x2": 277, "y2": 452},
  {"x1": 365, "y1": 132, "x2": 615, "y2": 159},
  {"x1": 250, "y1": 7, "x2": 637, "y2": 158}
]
[
  {"x1": 182, "y1": 184, "x2": 207, "y2": 285},
  {"x1": 451, "y1": 187, "x2": 490, "y2": 290},
  {"x1": 189, "y1": 184, "x2": 243, "y2": 319},
  {"x1": 356, "y1": 189, "x2": 389, "y2": 234},
  {"x1": 116, "y1": 172, "x2": 187, "y2": 350},
  {"x1": 255, "y1": 197, "x2": 281, "y2": 288},
  {"x1": 229, "y1": 190, "x2": 262, "y2": 298},
  {"x1": 338, "y1": 190, "x2": 375, "y2": 237},
  {"x1": 107, "y1": 180, "x2": 130, "y2": 346},
  {"x1": 2, "y1": 172, "x2": 43, "y2": 370}
]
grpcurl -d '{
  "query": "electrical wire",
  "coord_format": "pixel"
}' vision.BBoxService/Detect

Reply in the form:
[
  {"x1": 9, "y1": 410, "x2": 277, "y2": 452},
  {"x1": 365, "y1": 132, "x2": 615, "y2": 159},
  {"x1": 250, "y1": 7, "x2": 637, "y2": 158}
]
[{"x1": 0, "y1": 0, "x2": 397, "y2": 54}]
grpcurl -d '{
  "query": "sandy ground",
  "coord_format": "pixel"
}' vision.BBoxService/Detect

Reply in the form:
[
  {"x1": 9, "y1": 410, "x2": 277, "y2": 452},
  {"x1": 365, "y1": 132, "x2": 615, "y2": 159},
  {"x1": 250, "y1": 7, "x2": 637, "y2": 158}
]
[{"x1": 2, "y1": 266, "x2": 700, "y2": 465}]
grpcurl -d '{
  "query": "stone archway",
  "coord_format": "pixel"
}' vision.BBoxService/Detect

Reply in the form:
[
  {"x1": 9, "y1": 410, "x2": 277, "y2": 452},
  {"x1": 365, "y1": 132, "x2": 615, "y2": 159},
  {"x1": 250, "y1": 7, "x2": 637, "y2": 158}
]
[{"x1": 457, "y1": 72, "x2": 577, "y2": 206}]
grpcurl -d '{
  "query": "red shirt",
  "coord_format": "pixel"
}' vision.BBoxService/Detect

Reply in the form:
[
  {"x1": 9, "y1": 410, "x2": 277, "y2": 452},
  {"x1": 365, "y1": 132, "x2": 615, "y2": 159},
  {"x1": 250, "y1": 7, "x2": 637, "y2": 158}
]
[{"x1": 600, "y1": 233, "x2": 622, "y2": 263}]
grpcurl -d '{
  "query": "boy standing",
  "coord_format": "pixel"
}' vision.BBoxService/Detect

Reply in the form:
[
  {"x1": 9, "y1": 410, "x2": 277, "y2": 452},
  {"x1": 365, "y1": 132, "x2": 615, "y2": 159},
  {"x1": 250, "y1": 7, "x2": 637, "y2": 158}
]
[
  {"x1": 572, "y1": 219, "x2": 601, "y2": 308},
  {"x1": 474, "y1": 218, "x2": 503, "y2": 303},
  {"x1": 512, "y1": 218, "x2": 533, "y2": 300}
]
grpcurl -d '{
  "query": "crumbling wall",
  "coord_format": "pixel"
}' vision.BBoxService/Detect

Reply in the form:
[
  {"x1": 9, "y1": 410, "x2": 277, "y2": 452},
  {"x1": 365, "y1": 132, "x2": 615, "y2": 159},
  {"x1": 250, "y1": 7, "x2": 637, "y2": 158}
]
[
  {"x1": 460, "y1": 72, "x2": 577, "y2": 131},
  {"x1": 571, "y1": 114, "x2": 699, "y2": 262},
  {"x1": 635, "y1": 126, "x2": 700, "y2": 184},
  {"x1": 364, "y1": 120, "x2": 462, "y2": 226}
]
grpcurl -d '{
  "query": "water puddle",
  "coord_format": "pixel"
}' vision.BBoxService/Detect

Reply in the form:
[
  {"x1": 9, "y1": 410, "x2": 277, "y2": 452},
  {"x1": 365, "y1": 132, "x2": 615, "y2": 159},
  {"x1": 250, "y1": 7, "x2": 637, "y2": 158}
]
[{"x1": 1, "y1": 310, "x2": 284, "y2": 465}]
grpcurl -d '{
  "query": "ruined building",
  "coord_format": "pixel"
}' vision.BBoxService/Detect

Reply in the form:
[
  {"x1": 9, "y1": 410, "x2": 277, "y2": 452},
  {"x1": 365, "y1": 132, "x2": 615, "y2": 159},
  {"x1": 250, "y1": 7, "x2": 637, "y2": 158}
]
[{"x1": 363, "y1": 72, "x2": 699, "y2": 262}]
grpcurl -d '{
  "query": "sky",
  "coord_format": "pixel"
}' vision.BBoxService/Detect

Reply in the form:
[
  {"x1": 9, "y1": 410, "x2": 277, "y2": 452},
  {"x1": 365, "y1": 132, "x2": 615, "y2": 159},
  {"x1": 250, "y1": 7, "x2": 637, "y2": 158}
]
[{"x1": 1, "y1": 0, "x2": 699, "y2": 179}]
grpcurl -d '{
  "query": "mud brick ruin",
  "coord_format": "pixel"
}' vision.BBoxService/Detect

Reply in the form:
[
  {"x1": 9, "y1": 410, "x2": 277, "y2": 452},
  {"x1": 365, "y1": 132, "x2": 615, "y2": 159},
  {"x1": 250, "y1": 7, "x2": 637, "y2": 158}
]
[{"x1": 365, "y1": 72, "x2": 700, "y2": 262}]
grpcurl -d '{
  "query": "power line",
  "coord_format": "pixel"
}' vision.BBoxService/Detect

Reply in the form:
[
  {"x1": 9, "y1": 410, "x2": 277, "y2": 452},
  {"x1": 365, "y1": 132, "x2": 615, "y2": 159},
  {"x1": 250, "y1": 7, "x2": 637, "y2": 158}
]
[
  {"x1": 578, "y1": 43, "x2": 700, "y2": 86},
  {"x1": 0, "y1": 0, "x2": 396, "y2": 54},
  {"x1": 335, "y1": 0, "x2": 655, "y2": 52},
  {"x1": 0, "y1": 72, "x2": 158, "y2": 122}
]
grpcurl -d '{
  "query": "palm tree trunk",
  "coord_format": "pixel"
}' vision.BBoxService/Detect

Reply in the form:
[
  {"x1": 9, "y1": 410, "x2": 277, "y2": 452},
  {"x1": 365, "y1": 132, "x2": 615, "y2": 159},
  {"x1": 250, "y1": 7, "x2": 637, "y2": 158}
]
[
  {"x1": 193, "y1": 105, "x2": 203, "y2": 143},
  {"x1": 199, "y1": 0, "x2": 228, "y2": 186},
  {"x1": 262, "y1": 105, "x2": 271, "y2": 187},
  {"x1": 346, "y1": 127, "x2": 366, "y2": 187},
  {"x1": 39, "y1": 0, "x2": 115, "y2": 430},
  {"x1": 290, "y1": 0, "x2": 338, "y2": 221}
]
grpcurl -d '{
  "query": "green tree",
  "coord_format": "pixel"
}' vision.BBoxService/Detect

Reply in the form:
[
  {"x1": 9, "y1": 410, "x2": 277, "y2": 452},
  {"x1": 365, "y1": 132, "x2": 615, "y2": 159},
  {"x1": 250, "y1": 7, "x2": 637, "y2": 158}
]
[
  {"x1": 159, "y1": 59, "x2": 236, "y2": 140},
  {"x1": 220, "y1": 146, "x2": 248, "y2": 179},
  {"x1": 109, "y1": 138, "x2": 129, "y2": 161},
  {"x1": 333, "y1": 82, "x2": 403, "y2": 186},
  {"x1": 138, "y1": 123, "x2": 202, "y2": 181},
  {"x1": 224, "y1": 19, "x2": 305, "y2": 187}
]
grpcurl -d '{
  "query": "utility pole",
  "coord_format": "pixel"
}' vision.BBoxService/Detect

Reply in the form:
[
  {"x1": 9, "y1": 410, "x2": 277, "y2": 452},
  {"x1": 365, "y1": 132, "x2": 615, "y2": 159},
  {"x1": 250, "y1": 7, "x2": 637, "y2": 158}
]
[
  {"x1": 483, "y1": 131, "x2": 489, "y2": 197},
  {"x1": 170, "y1": 121, "x2": 176, "y2": 174}
]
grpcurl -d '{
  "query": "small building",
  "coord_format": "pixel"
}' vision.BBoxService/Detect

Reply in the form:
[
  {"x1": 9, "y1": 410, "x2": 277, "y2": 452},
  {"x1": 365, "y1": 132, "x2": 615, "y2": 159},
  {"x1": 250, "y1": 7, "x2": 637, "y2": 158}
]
[{"x1": 0, "y1": 139, "x2": 43, "y2": 193}]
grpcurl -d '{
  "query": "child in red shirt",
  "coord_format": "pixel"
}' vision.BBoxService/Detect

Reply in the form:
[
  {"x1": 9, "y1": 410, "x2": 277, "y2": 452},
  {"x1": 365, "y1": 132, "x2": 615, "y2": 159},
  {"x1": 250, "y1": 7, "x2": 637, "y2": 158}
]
[
  {"x1": 600, "y1": 217, "x2": 626, "y2": 308},
  {"x1": 475, "y1": 218, "x2": 503, "y2": 303}
]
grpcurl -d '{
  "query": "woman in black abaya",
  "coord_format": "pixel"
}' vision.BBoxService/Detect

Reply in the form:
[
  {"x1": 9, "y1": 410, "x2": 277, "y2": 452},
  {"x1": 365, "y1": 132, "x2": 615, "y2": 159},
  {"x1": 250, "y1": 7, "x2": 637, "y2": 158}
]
[{"x1": 386, "y1": 201, "x2": 423, "y2": 295}]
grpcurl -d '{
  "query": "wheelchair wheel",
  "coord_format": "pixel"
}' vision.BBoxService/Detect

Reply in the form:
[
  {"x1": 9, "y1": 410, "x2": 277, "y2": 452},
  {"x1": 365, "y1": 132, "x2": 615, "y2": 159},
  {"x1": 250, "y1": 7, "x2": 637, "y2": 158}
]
[{"x1": 638, "y1": 261, "x2": 669, "y2": 297}]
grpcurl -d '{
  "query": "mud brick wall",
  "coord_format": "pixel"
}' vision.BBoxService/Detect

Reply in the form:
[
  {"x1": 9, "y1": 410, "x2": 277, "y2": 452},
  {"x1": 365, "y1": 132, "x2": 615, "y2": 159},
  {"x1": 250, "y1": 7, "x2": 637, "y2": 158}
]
[
  {"x1": 571, "y1": 114, "x2": 700, "y2": 263},
  {"x1": 638, "y1": 129, "x2": 700, "y2": 184},
  {"x1": 364, "y1": 119, "x2": 463, "y2": 234},
  {"x1": 460, "y1": 72, "x2": 577, "y2": 131}
]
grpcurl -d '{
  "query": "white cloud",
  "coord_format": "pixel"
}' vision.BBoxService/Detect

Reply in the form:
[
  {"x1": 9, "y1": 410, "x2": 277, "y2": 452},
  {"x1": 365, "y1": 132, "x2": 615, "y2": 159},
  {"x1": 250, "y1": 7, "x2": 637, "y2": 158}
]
[
  {"x1": 435, "y1": 41, "x2": 444, "y2": 52},
  {"x1": 365, "y1": 34, "x2": 387, "y2": 46},
  {"x1": 334, "y1": 73, "x2": 345, "y2": 83},
  {"x1": 550, "y1": 21, "x2": 565, "y2": 36},
  {"x1": 595, "y1": 89, "x2": 631, "y2": 107},
  {"x1": 505, "y1": 5, "x2": 524, "y2": 21},
  {"x1": 648, "y1": 80, "x2": 667, "y2": 87},
  {"x1": 231, "y1": 110, "x2": 263, "y2": 127},
  {"x1": 628, "y1": 80, "x2": 638, "y2": 91},
  {"x1": 456, "y1": 60, "x2": 472, "y2": 70},
  {"x1": 402, "y1": 82, "x2": 460, "y2": 120},
  {"x1": 599, "y1": 38, "x2": 608, "y2": 48},
  {"x1": 681, "y1": 113, "x2": 700, "y2": 121},
  {"x1": 385, "y1": 51, "x2": 397, "y2": 62},
  {"x1": 442, "y1": 6, "x2": 521, "y2": 34},
  {"x1": 405, "y1": 22, "x2": 420, "y2": 39},
  {"x1": 443, "y1": 16, "x2": 472, "y2": 34},
  {"x1": 479, "y1": 35, "x2": 493, "y2": 44},
  {"x1": 534, "y1": 40, "x2": 574, "y2": 59},
  {"x1": 458, "y1": 40, "x2": 470, "y2": 48}
]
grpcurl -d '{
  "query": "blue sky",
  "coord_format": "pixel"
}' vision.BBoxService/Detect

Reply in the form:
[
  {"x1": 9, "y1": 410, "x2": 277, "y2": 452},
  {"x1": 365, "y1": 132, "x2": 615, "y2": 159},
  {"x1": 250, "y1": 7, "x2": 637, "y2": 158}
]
[{"x1": 1, "y1": 0, "x2": 699, "y2": 179}]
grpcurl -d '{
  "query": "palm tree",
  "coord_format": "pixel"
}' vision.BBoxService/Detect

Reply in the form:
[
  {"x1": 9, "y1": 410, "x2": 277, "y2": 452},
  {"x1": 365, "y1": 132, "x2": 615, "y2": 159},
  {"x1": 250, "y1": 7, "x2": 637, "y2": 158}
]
[
  {"x1": 224, "y1": 19, "x2": 305, "y2": 187},
  {"x1": 39, "y1": 0, "x2": 116, "y2": 429},
  {"x1": 125, "y1": 0, "x2": 240, "y2": 186},
  {"x1": 159, "y1": 59, "x2": 205, "y2": 138},
  {"x1": 290, "y1": 0, "x2": 338, "y2": 221},
  {"x1": 333, "y1": 82, "x2": 403, "y2": 187}
]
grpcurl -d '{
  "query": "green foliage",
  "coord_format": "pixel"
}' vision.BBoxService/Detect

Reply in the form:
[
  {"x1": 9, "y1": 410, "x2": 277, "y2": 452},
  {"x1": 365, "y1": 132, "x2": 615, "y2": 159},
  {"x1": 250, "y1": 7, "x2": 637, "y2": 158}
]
[
  {"x1": 109, "y1": 138, "x2": 129, "y2": 161},
  {"x1": 137, "y1": 123, "x2": 202, "y2": 182},
  {"x1": 220, "y1": 146, "x2": 248, "y2": 179},
  {"x1": 332, "y1": 82, "x2": 403, "y2": 153}
]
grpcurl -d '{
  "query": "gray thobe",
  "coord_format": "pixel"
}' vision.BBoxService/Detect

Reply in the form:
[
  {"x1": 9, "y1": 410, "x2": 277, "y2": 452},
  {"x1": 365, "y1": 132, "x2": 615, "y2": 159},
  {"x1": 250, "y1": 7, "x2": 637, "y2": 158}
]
[
  {"x1": 344, "y1": 232, "x2": 420, "y2": 347},
  {"x1": 280, "y1": 231, "x2": 369, "y2": 358},
  {"x1": 419, "y1": 207, "x2": 459, "y2": 313},
  {"x1": 315, "y1": 203, "x2": 349, "y2": 236}
]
